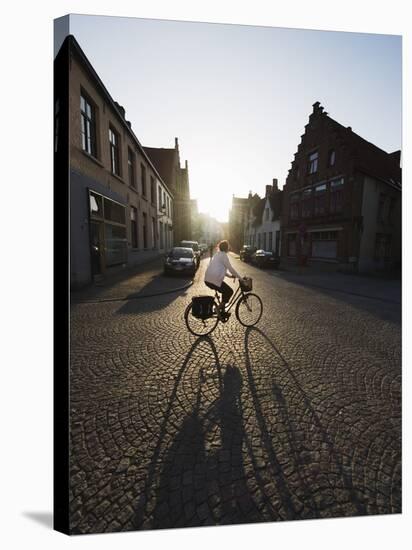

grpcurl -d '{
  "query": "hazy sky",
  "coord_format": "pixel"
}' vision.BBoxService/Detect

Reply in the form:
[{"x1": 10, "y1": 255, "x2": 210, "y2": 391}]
[{"x1": 67, "y1": 15, "x2": 401, "y2": 222}]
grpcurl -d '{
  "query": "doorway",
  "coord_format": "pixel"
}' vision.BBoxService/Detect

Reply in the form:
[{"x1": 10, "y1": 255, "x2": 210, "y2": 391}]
[{"x1": 90, "y1": 221, "x2": 104, "y2": 276}]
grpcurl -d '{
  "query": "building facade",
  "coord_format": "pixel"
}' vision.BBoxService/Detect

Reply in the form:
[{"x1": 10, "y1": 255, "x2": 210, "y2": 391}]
[
  {"x1": 245, "y1": 180, "x2": 283, "y2": 255},
  {"x1": 228, "y1": 196, "x2": 249, "y2": 252},
  {"x1": 281, "y1": 102, "x2": 401, "y2": 272},
  {"x1": 56, "y1": 35, "x2": 174, "y2": 288},
  {"x1": 144, "y1": 139, "x2": 192, "y2": 245}
]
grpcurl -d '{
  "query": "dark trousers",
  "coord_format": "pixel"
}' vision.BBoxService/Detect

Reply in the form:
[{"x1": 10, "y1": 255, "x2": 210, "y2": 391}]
[{"x1": 205, "y1": 281, "x2": 233, "y2": 304}]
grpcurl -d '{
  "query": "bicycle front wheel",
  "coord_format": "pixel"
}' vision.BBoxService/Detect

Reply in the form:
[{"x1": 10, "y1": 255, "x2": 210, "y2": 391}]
[
  {"x1": 235, "y1": 293, "x2": 263, "y2": 327},
  {"x1": 184, "y1": 302, "x2": 219, "y2": 336}
]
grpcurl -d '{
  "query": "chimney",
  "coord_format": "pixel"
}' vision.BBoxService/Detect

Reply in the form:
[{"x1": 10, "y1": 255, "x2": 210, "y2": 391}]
[
  {"x1": 126, "y1": 120, "x2": 132, "y2": 129},
  {"x1": 311, "y1": 101, "x2": 324, "y2": 117},
  {"x1": 175, "y1": 137, "x2": 179, "y2": 150},
  {"x1": 185, "y1": 160, "x2": 188, "y2": 170},
  {"x1": 265, "y1": 185, "x2": 272, "y2": 197},
  {"x1": 272, "y1": 178, "x2": 278, "y2": 190}
]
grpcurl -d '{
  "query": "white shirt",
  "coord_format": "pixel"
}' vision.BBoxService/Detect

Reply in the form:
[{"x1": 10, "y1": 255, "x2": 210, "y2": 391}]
[{"x1": 204, "y1": 251, "x2": 241, "y2": 287}]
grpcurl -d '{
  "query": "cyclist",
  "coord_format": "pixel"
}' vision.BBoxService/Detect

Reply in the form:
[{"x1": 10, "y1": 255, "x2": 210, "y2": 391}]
[{"x1": 204, "y1": 240, "x2": 242, "y2": 319}]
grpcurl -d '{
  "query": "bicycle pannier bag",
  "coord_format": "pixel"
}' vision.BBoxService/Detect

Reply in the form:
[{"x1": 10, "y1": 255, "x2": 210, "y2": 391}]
[{"x1": 192, "y1": 296, "x2": 215, "y2": 319}]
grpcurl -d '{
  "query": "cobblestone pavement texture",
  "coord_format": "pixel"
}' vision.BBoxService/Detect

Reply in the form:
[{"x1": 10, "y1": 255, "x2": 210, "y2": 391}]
[{"x1": 69, "y1": 254, "x2": 401, "y2": 534}]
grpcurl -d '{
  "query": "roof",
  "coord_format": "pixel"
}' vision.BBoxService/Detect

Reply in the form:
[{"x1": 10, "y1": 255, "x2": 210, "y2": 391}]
[
  {"x1": 252, "y1": 198, "x2": 265, "y2": 227},
  {"x1": 143, "y1": 147, "x2": 176, "y2": 188},
  {"x1": 317, "y1": 106, "x2": 401, "y2": 189},
  {"x1": 328, "y1": 116, "x2": 401, "y2": 188},
  {"x1": 268, "y1": 191, "x2": 283, "y2": 220},
  {"x1": 58, "y1": 35, "x2": 174, "y2": 198}
]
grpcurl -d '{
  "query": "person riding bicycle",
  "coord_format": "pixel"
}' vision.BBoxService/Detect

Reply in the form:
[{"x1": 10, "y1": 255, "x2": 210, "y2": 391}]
[{"x1": 204, "y1": 240, "x2": 242, "y2": 319}]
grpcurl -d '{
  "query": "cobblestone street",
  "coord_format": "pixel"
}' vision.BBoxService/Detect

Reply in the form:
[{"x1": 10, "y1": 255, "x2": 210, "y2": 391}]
[{"x1": 69, "y1": 255, "x2": 401, "y2": 534}]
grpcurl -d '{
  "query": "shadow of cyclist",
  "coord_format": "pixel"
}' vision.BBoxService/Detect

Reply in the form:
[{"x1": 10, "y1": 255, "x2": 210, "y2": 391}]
[
  {"x1": 244, "y1": 326, "x2": 367, "y2": 518},
  {"x1": 132, "y1": 335, "x2": 222, "y2": 529}
]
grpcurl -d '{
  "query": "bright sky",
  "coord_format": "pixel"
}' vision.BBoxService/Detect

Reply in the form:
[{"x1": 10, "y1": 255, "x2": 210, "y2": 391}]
[{"x1": 66, "y1": 15, "x2": 401, "y2": 223}]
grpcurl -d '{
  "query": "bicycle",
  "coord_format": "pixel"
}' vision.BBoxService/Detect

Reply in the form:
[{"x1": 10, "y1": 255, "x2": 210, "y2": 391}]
[{"x1": 184, "y1": 277, "x2": 263, "y2": 336}]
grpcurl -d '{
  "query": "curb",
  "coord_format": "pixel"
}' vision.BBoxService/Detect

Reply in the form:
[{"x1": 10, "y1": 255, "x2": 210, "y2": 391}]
[{"x1": 71, "y1": 279, "x2": 194, "y2": 305}]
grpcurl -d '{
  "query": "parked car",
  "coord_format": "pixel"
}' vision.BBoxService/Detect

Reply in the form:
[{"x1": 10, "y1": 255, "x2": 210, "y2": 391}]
[
  {"x1": 240, "y1": 245, "x2": 256, "y2": 263},
  {"x1": 199, "y1": 243, "x2": 208, "y2": 255},
  {"x1": 164, "y1": 247, "x2": 197, "y2": 276},
  {"x1": 180, "y1": 240, "x2": 201, "y2": 266},
  {"x1": 251, "y1": 249, "x2": 280, "y2": 269}
]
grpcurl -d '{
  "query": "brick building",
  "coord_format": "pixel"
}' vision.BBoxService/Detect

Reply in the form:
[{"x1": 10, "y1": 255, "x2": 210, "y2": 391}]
[
  {"x1": 144, "y1": 139, "x2": 192, "y2": 245},
  {"x1": 281, "y1": 102, "x2": 401, "y2": 272},
  {"x1": 55, "y1": 35, "x2": 174, "y2": 288},
  {"x1": 245, "y1": 179, "x2": 283, "y2": 255}
]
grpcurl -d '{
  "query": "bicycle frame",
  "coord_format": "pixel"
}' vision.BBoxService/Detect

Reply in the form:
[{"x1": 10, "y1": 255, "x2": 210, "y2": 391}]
[{"x1": 213, "y1": 282, "x2": 246, "y2": 314}]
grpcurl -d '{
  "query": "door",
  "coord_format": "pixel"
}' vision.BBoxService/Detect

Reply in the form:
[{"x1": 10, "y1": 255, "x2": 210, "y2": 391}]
[{"x1": 90, "y1": 221, "x2": 104, "y2": 276}]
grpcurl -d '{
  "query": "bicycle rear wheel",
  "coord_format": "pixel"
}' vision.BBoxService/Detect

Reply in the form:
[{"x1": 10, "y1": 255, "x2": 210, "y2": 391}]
[
  {"x1": 235, "y1": 293, "x2": 263, "y2": 327},
  {"x1": 184, "y1": 302, "x2": 219, "y2": 336}
]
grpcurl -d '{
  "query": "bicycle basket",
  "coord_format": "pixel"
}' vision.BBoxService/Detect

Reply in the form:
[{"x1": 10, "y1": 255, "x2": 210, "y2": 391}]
[
  {"x1": 191, "y1": 295, "x2": 215, "y2": 319},
  {"x1": 240, "y1": 277, "x2": 253, "y2": 292}
]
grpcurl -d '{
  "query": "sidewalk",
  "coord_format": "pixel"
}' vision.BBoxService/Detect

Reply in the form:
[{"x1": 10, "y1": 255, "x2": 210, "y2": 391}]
[
  {"x1": 231, "y1": 254, "x2": 401, "y2": 304},
  {"x1": 71, "y1": 256, "x2": 194, "y2": 303},
  {"x1": 273, "y1": 268, "x2": 401, "y2": 304}
]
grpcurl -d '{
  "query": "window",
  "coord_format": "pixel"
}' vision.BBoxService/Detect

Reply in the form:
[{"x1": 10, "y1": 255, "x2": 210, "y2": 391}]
[
  {"x1": 302, "y1": 188, "x2": 312, "y2": 218},
  {"x1": 263, "y1": 233, "x2": 267, "y2": 250},
  {"x1": 290, "y1": 192, "x2": 300, "y2": 220},
  {"x1": 328, "y1": 149, "x2": 336, "y2": 167},
  {"x1": 314, "y1": 183, "x2": 327, "y2": 215},
  {"x1": 89, "y1": 191, "x2": 103, "y2": 218},
  {"x1": 158, "y1": 185, "x2": 162, "y2": 209},
  {"x1": 130, "y1": 207, "x2": 138, "y2": 248},
  {"x1": 141, "y1": 164, "x2": 147, "y2": 197},
  {"x1": 307, "y1": 151, "x2": 318, "y2": 174},
  {"x1": 287, "y1": 234, "x2": 297, "y2": 256},
  {"x1": 377, "y1": 193, "x2": 387, "y2": 223},
  {"x1": 265, "y1": 208, "x2": 270, "y2": 221},
  {"x1": 152, "y1": 217, "x2": 157, "y2": 248},
  {"x1": 330, "y1": 178, "x2": 344, "y2": 213},
  {"x1": 268, "y1": 232, "x2": 273, "y2": 251},
  {"x1": 103, "y1": 198, "x2": 126, "y2": 225},
  {"x1": 159, "y1": 221, "x2": 164, "y2": 249},
  {"x1": 374, "y1": 233, "x2": 392, "y2": 261},
  {"x1": 151, "y1": 176, "x2": 155, "y2": 204},
  {"x1": 128, "y1": 148, "x2": 136, "y2": 188},
  {"x1": 142, "y1": 212, "x2": 148, "y2": 248},
  {"x1": 109, "y1": 127, "x2": 120, "y2": 175},
  {"x1": 388, "y1": 197, "x2": 396, "y2": 224},
  {"x1": 81, "y1": 94, "x2": 97, "y2": 157}
]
